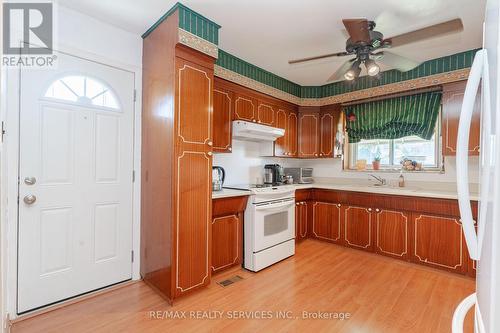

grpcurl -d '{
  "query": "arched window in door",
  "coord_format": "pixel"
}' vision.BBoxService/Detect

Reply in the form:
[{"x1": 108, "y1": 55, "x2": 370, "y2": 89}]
[{"x1": 44, "y1": 75, "x2": 120, "y2": 109}]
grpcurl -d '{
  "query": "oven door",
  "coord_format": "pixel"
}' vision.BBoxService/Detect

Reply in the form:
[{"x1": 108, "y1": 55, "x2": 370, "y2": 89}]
[{"x1": 253, "y1": 198, "x2": 295, "y2": 252}]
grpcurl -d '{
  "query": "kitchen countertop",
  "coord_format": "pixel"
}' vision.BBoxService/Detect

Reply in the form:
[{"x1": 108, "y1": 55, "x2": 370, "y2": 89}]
[
  {"x1": 213, "y1": 178, "x2": 479, "y2": 201},
  {"x1": 212, "y1": 188, "x2": 251, "y2": 199},
  {"x1": 293, "y1": 182, "x2": 479, "y2": 201}
]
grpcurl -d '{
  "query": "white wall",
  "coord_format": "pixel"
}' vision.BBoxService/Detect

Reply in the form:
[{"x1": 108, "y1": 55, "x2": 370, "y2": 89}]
[
  {"x1": 1, "y1": 5, "x2": 143, "y2": 323},
  {"x1": 214, "y1": 140, "x2": 267, "y2": 185}
]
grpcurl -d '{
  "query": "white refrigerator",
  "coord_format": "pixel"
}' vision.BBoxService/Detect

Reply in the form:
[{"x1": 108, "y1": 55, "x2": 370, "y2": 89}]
[{"x1": 453, "y1": 0, "x2": 500, "y2": 332}]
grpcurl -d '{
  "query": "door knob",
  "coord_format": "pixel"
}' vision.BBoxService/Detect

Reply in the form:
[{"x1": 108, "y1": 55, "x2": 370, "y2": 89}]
[
  {"x1": 23, "y1": 194, "x2": 37, "y2": 205},
  {"x1": 24, "y1": 176, "x2": 36, "y2": 185}
]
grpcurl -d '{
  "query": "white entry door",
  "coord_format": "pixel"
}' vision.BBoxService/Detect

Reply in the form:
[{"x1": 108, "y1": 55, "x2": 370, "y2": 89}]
[{"x1": 17, "y1": 51, "x2": 135, "y2": 313}]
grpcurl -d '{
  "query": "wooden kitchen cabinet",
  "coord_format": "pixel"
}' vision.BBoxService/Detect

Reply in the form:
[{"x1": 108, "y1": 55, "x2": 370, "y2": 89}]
[
  {"x1": 274, "y1": 108, "x2": 288, "y2": 157},
  {"x1": 442, "y1": 81, "x2": 481, "y2": 156},
  {"x1": 142, "y1": 12, "x2": 216, "y2": 303},
  {"x1": 374, "y1": 209, "x2": 409, "y2": 260},
  {"x1": 213, "y1": 84, "x2": 233, "y2": 152},
  {"x1": 318, "y1": 105, "x2": 340, "y2": 158},
  {"x1": 287, "y1": 112, "x2": 298, "y2": 157},
  {"x1": 312, "y1": 201, "x2": 341, "y2": 243},
  {"x1": 257, "y1": 101, "x2": 276, "y2": 126},
  {"x1": 411, "y1": 213, "x2": 468, "y2": 274},
  {"x1": 212, "y1": 195, "x2": 248, "y2": 273},
  {"x1": 234, "y1": 92, "x2": 257, "y2": 122},
  {"x1": 295, "y1": 201, "x2": 309, "y2": 242},
  {"x1": 298, "y1": 111, "x2": 320, "y2": 158},
  {"x1": 343, "y1": 205, "x2": 373, "y2": 251}
]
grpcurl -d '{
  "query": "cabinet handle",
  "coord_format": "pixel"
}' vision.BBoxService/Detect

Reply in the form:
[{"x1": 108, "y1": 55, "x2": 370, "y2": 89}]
[
  {"x1": 337, "y1": 204, "x2": 341, "y2": 208},
  {"x1": 368, "y1": 208, "x2": 372, "y2": 212},
  {"x1": 315, "y1": 153, "x2": 318, "y2": 157},
  {"x1": 228, "y1": 147, "x2": 232, "y2": 151},
  {"x1": 207, "y1": 152, "x2": 213, "y2": 156},
  {"x1": 375, "y1": 208, "x2": 380, "y2": 212},
  {"x1": 252, "y1": 119, "x2": 256, "y2": 123},
  {"x1": 320, "y1": 153, "x2": 323, "y2": 156},
  {"x1": 207, "y1": 141, "x2": 213, "y2": 146},
  {"x1": 258, "y1": 120, "x2": 261, "y2": 123},
  {"x1": 296, "y1": 203, "x2": 300, "y2": 206}
]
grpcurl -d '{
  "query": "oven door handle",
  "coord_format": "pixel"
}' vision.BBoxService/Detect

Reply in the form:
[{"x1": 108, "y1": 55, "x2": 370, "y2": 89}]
[{"x1": 255, "y1": 200, "x2": 295, "y2": 211}]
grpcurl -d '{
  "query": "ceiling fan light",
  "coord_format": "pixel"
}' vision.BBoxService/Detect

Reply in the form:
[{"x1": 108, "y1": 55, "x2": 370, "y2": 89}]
[
  {"x1": 344, "y1": 61, "x2": 361, "y2": 80},
  {"x1": 365, "y1": 59, "x2": 380, "y2": 76}
]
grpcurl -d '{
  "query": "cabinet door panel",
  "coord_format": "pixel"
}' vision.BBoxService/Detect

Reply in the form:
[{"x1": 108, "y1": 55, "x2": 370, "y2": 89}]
[
  {"x1": 344, "y1": 206, "x2": 372, "y2": 251},
  {"x1": 212, "y1": 214, "x2": 241, "y2": 273},
  {"x1": 442, "y1": 81, "x2": 480, "y2": 156},
  {"x1": 312, "y1": 202, "x2": 341, "y2": 243},
  {"x1": 412, "y1": 214, "x2": 466, "y2": 273},
  {"x1": 298, "y1": 113, "x2": 319, "y2": 158},
  {"x1": 257, "y1": 102, "x2": 275, "y2": 126},
  {"x1": 375, "y1": 210, "x2": 409, "y2": 260},
  {"x1": 175, "y1": 57, "x2": 212, "y2": 297},
  {"x1": 319, "y1": 112, "x2": 334, "y2": 157},
  {"x1": 288, "y1": 112, "x2": 298, "y2": 157},
  {"x1": 295, "y1": 201, "x2": 309, "y2": 241},
  {"x1": 275, "y1": 109, "x2": 287, "y2": 157},
  {"x1": 234, "y1": 94, "x2": 256, "y2": 122},
  {"x1": 213, "y1": 88, "x2": 232, "y2": 152}
]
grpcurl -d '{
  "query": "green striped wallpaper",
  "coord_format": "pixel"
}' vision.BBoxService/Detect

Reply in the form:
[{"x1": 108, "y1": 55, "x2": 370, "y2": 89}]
[
  {"x1": 216, "y1": 50, "x2": 302, "y2": 97},
  {"x1": 218, "y1": 48, "x2": 480, "y2": 99},
  {"x1": 142, "y1": 2, "x2": 220, "y2": 44}
]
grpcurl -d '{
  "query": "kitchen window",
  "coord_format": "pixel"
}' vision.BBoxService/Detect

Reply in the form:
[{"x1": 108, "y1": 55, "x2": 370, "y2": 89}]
[{"x1": 348, "y1": 118, "x2": 441, "y2": 170}]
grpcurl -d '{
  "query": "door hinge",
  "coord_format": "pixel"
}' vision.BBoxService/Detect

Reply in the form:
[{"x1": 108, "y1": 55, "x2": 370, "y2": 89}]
[
  {"x1": 131, "y1": 250, "x2": 134, "y2": 263},
  {"x1": 133, "y1": 89, "x2": 137, "y2": 102},
  {"x1": 1, "y1": 121, "x2": 5, "y2": 143}
]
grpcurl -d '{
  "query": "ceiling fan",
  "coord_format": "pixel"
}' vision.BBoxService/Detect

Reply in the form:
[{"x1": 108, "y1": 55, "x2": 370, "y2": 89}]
[{"x1": 288, "y1": 18, "x2": 464, "y2": 82}]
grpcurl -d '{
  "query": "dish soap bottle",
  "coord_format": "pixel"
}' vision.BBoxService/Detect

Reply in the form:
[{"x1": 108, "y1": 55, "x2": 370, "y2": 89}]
[{"x1": 398, "y1": 171, "x2": 405, "y2": 187}]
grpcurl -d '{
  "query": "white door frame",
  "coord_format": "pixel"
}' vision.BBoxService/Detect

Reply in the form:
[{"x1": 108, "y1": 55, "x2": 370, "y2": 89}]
[{"x1": 1, "y1": 43, "x2": 142, "y2": 320}]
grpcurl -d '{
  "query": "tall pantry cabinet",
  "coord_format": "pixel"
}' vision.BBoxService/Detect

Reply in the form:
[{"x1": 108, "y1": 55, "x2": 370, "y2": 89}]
[{"x1": 140, "y1": 9, "x2": 215, "y2": 302}]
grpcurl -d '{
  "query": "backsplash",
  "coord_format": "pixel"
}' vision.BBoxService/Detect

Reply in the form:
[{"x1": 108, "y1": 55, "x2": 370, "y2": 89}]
[{"x1": 215, "y1": 141, "x2": 480, "y2": 186}]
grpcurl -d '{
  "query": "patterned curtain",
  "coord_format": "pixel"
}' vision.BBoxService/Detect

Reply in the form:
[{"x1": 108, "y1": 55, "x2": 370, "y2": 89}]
[{"x1": 344, "y1": 91, "x2": 441, "y2": 143}]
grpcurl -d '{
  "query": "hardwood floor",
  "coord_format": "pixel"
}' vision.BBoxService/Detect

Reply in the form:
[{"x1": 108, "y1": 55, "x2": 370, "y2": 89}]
[{"x1": 11, "y1": 239, "x2": 475, "y2": 333}]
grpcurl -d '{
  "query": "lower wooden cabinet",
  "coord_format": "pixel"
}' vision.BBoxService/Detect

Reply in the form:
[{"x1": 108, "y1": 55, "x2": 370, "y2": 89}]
[
  {"x1": 294, "y1": 189, "x2": 477, "y2": 277},
  {"x1": 295, "y1": 201, "x2": 309, "y2": 242},
  {"x1": 312, "y1": 202, "x2": 341, "y2": 243},
  {"x1": 343, "y1": 205, "x2": 373, "y2": 251},
  {"x1": 375, "y1": 209, "x2": 409, "y2": 260},
  {"x1": 211, "y1": 195, "x2": 249, "y2": 274},
  {"x1": 411, "y1": 213, "x2": 467, "y2": 274},
  {"x1": 212, "y1": 214, "x2": 242, "y2": 273}
]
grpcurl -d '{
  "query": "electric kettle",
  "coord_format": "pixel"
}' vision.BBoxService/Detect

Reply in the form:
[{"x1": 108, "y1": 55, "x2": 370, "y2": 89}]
[{"x1": 212, "y1": 166, "x2": 225, "y2": 191}]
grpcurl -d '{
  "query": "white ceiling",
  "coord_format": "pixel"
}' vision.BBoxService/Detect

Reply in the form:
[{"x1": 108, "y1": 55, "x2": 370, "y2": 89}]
[{"x1": 58, "y1": 0, "x2": 486, "y2": 86}]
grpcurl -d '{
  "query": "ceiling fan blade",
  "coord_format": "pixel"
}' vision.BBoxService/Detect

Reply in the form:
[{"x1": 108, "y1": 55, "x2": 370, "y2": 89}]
[
  {"x1": 327, "y1": 58, "x2": 357, "y2": 82},
  {"x1": 384, "y1": 18, "x2": 463, "y2": 47},
  {"x1": 288, "y1": 52, "x2": 349, "y2": 64},
  {"x1": 342, "y1": 18, "x2": 371, "y2": 43},
  {"x1": 373, "y1": 51, "x2": 420, "y2": 72}
]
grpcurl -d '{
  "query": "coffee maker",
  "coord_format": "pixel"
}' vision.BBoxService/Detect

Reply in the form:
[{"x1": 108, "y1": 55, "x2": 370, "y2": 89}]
[
  {"x1": 264, "y1": 164, "x2": 284, "y2": 185},
  {"x1": 212, "y1": 166, "x2": 225, "y2": 191}
]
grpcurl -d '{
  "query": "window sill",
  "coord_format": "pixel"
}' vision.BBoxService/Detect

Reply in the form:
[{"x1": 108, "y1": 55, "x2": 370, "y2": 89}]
[{"x1": 344, "y1": 168, "x2": 444, "y2": 174}]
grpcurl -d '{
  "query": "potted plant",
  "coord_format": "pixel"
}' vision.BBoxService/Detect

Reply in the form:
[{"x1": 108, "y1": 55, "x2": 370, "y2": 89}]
[{"x1": 372, "y1": 156, "x2": 381, "y2": 170}]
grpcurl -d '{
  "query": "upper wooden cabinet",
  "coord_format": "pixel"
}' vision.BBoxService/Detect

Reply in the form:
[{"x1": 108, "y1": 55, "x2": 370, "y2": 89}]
[
  {"x1": 287, "y1": 112, "x2": 298, "y2": 157},
  {"x1": 257, "y1": 101, "x2": 276, "y2": 126},
  {"x1": 213, "y1": 85, "x2": 233, "y2": 153},
  {"x1": 298, "y1": 111, "x2": 320, "y2": 158},
  {"x1": 234, "y1": 93, "x2": 257, "y2": 122},
  {"x1": 274, "y1": 108, "x2": 288, "y2": 157},
  {"x1": 442, "y1": 81, "x2": 481, "y2": 156}
]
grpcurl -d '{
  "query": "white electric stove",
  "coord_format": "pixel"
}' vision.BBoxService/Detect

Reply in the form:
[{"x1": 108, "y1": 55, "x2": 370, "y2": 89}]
[{"x1": 225, "y1": 184, "x2": 296, "y2": 271}]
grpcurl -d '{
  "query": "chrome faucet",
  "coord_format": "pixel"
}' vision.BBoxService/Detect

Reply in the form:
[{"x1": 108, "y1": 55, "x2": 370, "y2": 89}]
[{"x1": 370, "y1": 174, "x2": 387, "y2": 186}]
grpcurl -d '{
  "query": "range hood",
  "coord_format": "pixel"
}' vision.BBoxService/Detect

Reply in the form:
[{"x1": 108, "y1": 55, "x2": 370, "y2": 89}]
[{"x1": 232, "y1": 120, "x2": 284, "y2": 142}]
